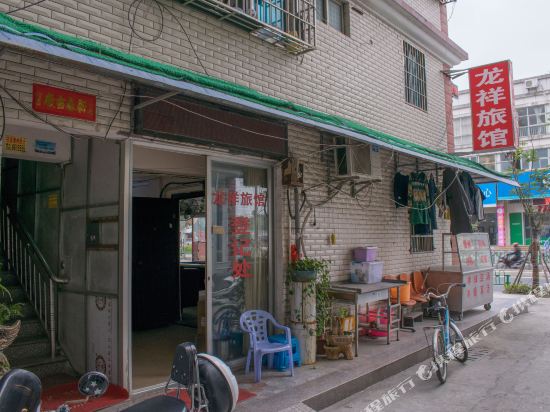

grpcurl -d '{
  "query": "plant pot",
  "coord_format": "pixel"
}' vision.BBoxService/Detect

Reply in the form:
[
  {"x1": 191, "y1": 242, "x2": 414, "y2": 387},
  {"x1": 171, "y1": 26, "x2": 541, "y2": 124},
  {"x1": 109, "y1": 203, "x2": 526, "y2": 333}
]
[
  {"x1": 292, "y1": 270, "x2": 317, "y2": 282},
  {"x1": 0, "y1": 320, "x2": 21, "y2": 351}
]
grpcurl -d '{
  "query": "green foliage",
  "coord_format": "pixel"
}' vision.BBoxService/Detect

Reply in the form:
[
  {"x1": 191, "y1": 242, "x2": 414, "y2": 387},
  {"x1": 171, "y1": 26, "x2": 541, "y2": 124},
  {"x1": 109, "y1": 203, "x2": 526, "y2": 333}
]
[
  {"x1": 503, "y1": 283, "x2": 532, "y2": 295},
  {"x1": 287, "y1": 258, "x2": 333, "y2": 337},
  {"x1": 0, "y1": 280, "x2": 23, "y2": 326}
]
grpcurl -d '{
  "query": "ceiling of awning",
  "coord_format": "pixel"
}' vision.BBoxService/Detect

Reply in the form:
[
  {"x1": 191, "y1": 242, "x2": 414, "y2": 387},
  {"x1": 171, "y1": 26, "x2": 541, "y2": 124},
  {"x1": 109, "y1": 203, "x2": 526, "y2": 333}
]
[{"x1": 0, "y1": 12, "x2": 519, "y2": 187}]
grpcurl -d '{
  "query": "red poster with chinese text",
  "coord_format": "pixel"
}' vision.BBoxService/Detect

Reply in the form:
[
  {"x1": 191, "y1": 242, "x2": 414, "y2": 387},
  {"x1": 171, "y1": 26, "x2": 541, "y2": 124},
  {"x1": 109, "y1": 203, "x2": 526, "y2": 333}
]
[
  {"x1": 469, "y1": 61, "x2": 516, "y2": 152},
  {"x1": 32, "y1": 84, "x2": 97, "y2": 122}
]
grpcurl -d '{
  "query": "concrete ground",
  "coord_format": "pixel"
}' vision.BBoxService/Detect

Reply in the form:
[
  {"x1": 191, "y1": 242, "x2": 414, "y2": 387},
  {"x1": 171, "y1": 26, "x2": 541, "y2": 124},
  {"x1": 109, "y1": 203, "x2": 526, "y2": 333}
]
[{"x1": 326, "y1": 295, "x2": 550, "y2": 412}]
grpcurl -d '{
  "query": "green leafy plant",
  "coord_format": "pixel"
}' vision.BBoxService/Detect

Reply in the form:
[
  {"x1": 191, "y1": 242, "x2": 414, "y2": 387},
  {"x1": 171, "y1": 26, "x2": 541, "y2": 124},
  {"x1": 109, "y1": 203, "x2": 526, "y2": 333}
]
[
  {"x1": 503, "y1": 283, "x2": 532, "y2": 295},
  {"x1": 287, "y1": 258, "x2": 332, "y2": 337},
  {"x1": 0, "y1": 280, "x2": 23, "y2": 326}
]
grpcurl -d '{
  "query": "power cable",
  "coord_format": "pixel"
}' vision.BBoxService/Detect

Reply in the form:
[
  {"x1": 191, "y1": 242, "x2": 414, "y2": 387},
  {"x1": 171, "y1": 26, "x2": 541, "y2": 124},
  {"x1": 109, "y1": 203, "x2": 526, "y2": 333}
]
[
  {"x1": 128, "y1": 0, "x2": 164, "y2": 43},
  {"x1": 6, "y1": 0, "x2": 47, "y2": 15}
]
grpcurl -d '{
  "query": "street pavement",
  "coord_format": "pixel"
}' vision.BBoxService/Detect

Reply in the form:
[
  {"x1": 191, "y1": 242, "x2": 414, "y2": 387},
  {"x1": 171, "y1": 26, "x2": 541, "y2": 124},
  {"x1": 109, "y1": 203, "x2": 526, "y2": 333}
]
[{"x1": 325, "y1": 296, "x2": 550, "y2": 412}]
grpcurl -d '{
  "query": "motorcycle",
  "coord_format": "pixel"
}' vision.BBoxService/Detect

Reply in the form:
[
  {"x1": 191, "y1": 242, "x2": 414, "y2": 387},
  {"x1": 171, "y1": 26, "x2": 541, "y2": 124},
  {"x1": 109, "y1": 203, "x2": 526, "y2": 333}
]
[
  {"x1": 0, "y1": 342, "x2": 238, "y2": 412},
  {"x1": 496, "y1": 254, "x2": 525, "y2": 269}
]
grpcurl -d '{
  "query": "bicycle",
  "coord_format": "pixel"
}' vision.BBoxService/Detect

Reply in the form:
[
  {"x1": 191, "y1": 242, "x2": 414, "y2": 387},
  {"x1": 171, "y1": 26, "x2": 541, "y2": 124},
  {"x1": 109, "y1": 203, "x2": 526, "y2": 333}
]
[{"x1": 423, "y1": 282, "x2": 468, "y2": 384}]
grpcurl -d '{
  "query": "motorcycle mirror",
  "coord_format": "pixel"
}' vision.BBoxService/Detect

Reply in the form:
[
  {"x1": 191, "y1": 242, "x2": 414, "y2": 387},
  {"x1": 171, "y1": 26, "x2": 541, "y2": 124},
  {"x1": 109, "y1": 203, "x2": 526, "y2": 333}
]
[{"x1": 77, "y1": 372, "x2": 109, "y2": 398}]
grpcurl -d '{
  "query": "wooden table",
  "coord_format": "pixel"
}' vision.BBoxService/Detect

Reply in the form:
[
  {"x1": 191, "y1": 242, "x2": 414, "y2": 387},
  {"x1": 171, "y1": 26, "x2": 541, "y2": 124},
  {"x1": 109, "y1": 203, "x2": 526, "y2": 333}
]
[{"x1": 328, "y1": 280, "x2": 406, "y2": 356}]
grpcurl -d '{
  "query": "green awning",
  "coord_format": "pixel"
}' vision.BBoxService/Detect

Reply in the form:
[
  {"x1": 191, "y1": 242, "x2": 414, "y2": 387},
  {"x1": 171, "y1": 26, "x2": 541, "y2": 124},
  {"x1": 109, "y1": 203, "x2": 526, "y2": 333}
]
[{"x1": 0, "y1": 12, "x2": 518, "y2": 186}]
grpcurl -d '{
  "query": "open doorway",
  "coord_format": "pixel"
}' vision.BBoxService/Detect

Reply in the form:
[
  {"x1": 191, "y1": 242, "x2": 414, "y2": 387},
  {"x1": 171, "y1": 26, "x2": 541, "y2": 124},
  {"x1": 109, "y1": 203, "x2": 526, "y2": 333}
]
[{"x1": 131, "y1": 145, "x2": 206, "y2": 390}]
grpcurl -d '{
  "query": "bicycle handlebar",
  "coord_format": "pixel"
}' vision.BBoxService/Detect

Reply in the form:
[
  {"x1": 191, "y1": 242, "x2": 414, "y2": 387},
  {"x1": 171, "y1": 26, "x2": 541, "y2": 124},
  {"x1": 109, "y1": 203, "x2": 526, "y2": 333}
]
[{"x1": 424, "y1": 283, "x2": 465, "y2": 300}]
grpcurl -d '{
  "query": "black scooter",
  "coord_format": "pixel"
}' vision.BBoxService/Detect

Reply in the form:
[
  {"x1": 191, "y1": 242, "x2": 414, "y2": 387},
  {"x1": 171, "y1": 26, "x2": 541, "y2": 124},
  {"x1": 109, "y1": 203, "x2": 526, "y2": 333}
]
[{"x1": 497, "y1": 254, "x2": 525, "y2": 269}]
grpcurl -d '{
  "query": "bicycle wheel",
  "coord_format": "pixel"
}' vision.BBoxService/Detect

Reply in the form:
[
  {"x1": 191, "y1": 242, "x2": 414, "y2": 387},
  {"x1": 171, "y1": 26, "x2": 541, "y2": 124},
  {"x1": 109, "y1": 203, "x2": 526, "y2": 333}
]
[
  {"x1": 449, "y1": 321, "x2": 468, "y2": 363},
  {"x1": 432, "y1": 329, "x2": 447, "y2": 384}
]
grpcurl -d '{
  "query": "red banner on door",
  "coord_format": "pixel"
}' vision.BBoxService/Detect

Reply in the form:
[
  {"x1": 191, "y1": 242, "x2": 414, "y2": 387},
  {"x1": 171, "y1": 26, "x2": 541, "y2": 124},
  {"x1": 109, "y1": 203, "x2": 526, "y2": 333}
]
[
  {"x1": 469, "y1": 61, "x2": 516, "y2": 152},
  {"x1": 32, "y1": 84, "x2": 96, "y2": 122}
]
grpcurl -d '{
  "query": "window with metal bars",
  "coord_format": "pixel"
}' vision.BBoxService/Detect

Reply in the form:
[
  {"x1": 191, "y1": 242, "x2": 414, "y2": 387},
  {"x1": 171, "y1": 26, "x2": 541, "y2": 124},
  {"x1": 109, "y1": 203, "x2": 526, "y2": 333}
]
[{"x1": 403, "y1": 41, "x2": 427, "y2": 111}]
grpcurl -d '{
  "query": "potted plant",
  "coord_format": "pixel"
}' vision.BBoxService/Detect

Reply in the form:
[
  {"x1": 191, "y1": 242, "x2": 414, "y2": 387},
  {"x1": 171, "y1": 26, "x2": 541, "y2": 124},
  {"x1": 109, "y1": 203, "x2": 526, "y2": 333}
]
[
  {"x1": 289, "y1": 257, "x2": 322, "y2": 282},
  {"x1": 0, "y1": 278, "x2": 23, "y2": 377},
  {"x1": 286, "y1": 256, "x2": 332, "y2": 359}
]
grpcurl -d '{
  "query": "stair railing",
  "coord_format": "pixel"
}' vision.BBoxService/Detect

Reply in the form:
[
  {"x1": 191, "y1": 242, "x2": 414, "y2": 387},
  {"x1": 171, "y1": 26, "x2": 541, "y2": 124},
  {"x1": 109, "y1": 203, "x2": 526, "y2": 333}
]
[{"x1": 0, "y1": 204, "x2": 69, "y2": 359}]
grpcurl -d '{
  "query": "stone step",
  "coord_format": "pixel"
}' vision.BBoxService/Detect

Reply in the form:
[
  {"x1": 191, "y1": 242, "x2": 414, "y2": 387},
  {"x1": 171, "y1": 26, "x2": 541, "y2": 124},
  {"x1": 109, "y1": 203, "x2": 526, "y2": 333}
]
[
  {"x1": 0, "y1": 285, "x2": 26, "y2": 304},
  {"x1": 12, "y1": 354, "x2": 74, "y2": 379},
  {"x1": 5, "y1": 335, "x2": 52, "y2": 363},
  {"x1": 0, "y1": 272, "x2": 18, "y2": 287},
  {"x1": 17, "y1": 318, "x2": 47, "y2": 340}
]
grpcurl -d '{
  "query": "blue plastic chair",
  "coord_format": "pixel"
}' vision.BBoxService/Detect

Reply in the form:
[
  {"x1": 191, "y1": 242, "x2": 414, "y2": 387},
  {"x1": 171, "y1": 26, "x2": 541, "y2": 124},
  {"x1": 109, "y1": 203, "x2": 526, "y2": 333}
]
[{"x1": 239, "y1": 309, "x2": 294, "y2": 382}]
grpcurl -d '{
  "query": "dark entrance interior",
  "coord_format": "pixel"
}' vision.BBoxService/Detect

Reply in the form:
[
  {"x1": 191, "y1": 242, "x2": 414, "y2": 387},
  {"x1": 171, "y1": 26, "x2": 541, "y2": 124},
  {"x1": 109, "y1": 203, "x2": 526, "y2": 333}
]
[{"x1": 131, "y1": 146, "x2": 206, "y2": 389}]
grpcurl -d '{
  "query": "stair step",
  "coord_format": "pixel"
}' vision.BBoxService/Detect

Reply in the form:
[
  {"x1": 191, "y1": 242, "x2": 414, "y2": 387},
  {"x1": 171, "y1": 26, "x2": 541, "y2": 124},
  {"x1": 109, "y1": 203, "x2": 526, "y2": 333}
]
[
  {"x1": 5, "y1": 336, "x2": 52, "y2": 362},
  {"x1": 11, "y1": 354, "x2": 74, "y2": 379},
  {"x1": 0, "y1": 285, "x2": 26, "y2": 304},
  {"x1": 17, "y1": 318, "x2": 47, "y2": 340},
  {"x1": 0, "y1": 272, "x2": 18, "y2": 286}
]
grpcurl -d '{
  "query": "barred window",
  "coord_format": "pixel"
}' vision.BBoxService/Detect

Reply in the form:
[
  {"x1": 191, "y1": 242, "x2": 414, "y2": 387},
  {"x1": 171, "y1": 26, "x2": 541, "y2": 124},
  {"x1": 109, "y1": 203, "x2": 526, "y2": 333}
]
[{"x1": 403, "y1": 41, "x2": 427, "y2": 111}]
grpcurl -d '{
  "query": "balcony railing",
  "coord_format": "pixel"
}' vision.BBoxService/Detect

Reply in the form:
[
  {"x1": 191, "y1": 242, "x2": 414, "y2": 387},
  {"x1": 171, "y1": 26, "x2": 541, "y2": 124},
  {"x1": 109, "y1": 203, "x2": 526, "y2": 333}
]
[
  {"x1": 519, "y1": 124, "x2": 550, "y2": 138},
  {"x1": 181, "y1": 0, "x2": 316, "y2": 54}
]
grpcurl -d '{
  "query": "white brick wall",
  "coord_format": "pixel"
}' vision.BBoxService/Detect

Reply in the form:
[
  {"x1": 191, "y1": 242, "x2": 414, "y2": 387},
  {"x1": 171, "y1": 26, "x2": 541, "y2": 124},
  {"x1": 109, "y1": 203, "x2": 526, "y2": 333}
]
[
  {"x1": 281, "y1": 124, "x2": 450, "y2": 286},
  {"x1": 0, "y1": 51, "x2": 131, "y2": 134},
  {"x1": 402, "y1": 0, "x2": 442, "y2": 30},
  {"x1": 1, "y1": 0, "x2": 448, "y2": 150}
]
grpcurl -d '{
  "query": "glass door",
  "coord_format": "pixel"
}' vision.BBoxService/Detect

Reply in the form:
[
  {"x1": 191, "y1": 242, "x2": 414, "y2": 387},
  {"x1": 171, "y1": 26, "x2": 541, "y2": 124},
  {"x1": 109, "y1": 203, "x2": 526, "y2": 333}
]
[{"x1": 207, "y1": 160, "x2": 270, "y2": 362}]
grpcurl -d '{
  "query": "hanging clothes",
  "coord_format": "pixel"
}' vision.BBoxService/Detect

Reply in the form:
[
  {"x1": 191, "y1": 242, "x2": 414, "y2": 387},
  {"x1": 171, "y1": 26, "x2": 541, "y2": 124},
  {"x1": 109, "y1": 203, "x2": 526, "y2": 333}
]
[
  {"x1": 393, "y1": 172, "x2": 409, "y2": 208},
  {"x1": 474, "y1": 186, "x2": 486, "y2": 222},
  {"x1": 408, "y1": 171, "x2": 429, "y2": 225},
  {"x1": 459, "y1": 172, "x2": 477, "y2": 216},
  {"x1": 428, "y1": 175, "x2": 438, "y2": 231},
  {"x1": 443, "y1": 168, "x2": 472, "y2": 234}
]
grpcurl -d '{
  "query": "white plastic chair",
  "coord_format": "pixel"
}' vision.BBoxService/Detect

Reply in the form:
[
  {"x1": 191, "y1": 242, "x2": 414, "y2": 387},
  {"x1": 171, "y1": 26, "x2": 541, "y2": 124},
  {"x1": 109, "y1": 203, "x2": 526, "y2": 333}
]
[{"x1": 239, "y1": 310, "x2": 294, "y2": 382}]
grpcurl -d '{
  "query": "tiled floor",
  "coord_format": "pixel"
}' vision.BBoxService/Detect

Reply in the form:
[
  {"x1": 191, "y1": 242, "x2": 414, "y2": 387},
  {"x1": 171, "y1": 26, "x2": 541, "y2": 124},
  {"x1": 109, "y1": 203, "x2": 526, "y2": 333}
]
[{"x1": 132, "y1": 324, "x2": 197, "y2": 389}]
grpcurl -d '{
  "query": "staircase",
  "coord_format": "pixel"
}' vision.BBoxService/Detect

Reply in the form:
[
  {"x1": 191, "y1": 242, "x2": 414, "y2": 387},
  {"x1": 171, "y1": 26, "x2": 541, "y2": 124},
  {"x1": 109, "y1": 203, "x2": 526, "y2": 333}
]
[
  {"x1": 0, "y1": 205, "x2": 74, "y2": 379},
  {"x1": 1, "y1": 265, "x2": 73, "y2": 378}
]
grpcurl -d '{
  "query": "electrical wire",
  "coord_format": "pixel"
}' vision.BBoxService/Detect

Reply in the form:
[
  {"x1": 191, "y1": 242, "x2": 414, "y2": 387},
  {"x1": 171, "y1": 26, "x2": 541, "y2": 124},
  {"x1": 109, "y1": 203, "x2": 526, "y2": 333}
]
[
  {"x1": 160, "y1": 2, "x2": 209, "y2": 76},
  {"x1": 447, "y1": 1, "x2": 457, "y2": 23},
  {"x1": 6, "y1": 0, "x2": 47, "y2": 15},
  {"x1": 128, "y1": 0, "x2": 165, "y2": 43}
]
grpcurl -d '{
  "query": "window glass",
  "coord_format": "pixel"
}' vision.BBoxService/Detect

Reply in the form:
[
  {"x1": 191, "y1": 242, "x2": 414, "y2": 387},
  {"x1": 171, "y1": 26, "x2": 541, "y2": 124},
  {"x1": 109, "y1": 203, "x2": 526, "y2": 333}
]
[
  {"x1": 316, "y1": 0, "x2": 325, "y2": 20},
  {"x1": 328, "y1": 0, "x2": 343, "y2": 31},
  {"x1": 517, "y1": 105, "x2": 546, "y2": 137},
  {"x1": 403, "y1": 42, "x2": 427, "y2": 110}
]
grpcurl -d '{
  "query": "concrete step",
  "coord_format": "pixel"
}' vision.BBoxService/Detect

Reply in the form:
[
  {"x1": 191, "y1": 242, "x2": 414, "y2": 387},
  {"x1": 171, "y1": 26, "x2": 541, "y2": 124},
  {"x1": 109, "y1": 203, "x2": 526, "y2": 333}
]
[
  {"x1": 0, "y1": 285, "x2": 26, "y2": 304},
  {"x1": 12, "y1": 354, "x2": 75, "y2": 379},
  {"x1": 5, "y1": 335, "x2": 51, "y2": 363},
  {"x1": 0, "y1": 272, "x2": 18, "y2": 287},
  {"x1": 17, "y1": 318, "x2": 47, "y2": 340}
]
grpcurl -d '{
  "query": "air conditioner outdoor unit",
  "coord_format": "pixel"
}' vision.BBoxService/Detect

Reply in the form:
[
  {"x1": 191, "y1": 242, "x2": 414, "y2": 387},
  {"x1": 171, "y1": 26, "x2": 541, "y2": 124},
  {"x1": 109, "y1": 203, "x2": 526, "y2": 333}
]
[
  {"x1": 334, "y1": 139, "x2": 382, "y2": 180},
  {"x1": 525, "y1": 79, "x2": 539, "y2": 89}
]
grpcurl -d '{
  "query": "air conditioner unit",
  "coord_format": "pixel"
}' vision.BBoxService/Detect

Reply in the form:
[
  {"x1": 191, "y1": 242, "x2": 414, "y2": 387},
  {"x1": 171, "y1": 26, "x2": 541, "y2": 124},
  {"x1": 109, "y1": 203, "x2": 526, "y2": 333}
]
[
  {"x1": 525, "y1": 79, "x2": 539, "y2": 90},
  {"x1": 333, "y1": 139, "x2": 381, "y2": 180}
]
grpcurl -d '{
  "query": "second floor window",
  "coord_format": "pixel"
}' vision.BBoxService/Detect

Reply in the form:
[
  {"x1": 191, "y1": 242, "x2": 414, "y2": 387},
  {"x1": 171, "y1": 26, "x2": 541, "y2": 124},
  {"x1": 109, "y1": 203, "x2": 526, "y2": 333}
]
[
  {"x1": 316, "y1": 0, "x2": 349, "y2": 34},
  {"x1": 403, "y1": 41, "x2": 427, "y2": 111},
  {"x1": 522, "y1": 148, "x2": 550, "y2": 170},
  {"x1": 453, "y1": 116, "x2": 472, "y2": 150},
  {"x1": 517, "y1": 105, "x2": 547, "y2": 137}
]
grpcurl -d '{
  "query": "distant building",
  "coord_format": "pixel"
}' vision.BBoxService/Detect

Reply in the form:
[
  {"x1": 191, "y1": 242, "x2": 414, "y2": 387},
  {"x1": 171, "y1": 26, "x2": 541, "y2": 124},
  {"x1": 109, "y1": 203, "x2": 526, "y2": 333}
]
[{"x1": 453, "y1": 74, "x2": 550, "y2": 246}]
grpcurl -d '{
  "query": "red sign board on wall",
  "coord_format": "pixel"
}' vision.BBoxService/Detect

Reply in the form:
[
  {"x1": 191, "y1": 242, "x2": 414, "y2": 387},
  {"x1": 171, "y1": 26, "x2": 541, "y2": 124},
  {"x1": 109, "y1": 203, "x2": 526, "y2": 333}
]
[
  {"x1": 469, "y1": 61, "x2": 516, "y2": 152},
  {"x1": 32, "y1": 84, "x2": 96, "y2": 122}
]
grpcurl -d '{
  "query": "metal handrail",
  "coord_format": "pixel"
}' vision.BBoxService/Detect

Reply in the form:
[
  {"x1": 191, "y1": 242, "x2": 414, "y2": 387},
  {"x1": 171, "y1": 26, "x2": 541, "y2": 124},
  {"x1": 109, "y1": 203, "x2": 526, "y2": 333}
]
[{"x1": 0, "y1": 204, "x2": 68, "y2": 359}]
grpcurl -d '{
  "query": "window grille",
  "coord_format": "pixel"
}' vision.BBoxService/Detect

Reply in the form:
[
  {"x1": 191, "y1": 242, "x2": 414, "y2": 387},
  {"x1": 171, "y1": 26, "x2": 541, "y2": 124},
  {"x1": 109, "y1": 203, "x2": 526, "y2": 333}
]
[{"x1": 403, "y1": 41, "x2": 427, "y2": 111}]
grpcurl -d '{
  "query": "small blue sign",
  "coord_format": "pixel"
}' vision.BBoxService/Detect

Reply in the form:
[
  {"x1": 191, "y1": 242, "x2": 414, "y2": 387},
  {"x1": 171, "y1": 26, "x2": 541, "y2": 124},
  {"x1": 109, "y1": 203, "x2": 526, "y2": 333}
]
[
  {"x1": 34, "y1": 140, "x2": 56, "y2": 155},
  {"x1": 478, "y1": 183, "x2": 497, "y2": 206}
]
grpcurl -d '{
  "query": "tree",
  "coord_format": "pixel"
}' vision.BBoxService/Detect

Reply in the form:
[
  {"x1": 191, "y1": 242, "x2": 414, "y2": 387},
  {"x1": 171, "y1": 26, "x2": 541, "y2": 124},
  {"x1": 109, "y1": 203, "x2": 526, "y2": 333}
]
[{"x1": 510, "y1": 147, "x2": 550, "y2": 289}]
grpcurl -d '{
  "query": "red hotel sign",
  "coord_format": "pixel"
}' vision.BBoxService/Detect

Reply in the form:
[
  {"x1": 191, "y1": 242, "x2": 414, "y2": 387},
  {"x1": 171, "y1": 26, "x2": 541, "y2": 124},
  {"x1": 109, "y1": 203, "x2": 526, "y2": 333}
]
[
  {"x1": 32, "y1": 84, "x2": 96, "y2": 122},
  {"x1": 469, "y1": 61, "x2": 516, "y2": 152}
]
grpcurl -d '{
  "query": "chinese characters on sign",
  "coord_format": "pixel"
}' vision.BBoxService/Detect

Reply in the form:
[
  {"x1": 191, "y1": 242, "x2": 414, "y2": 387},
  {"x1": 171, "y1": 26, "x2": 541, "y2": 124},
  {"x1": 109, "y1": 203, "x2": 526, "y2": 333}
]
[
  {"x1": 497, "y1": 204, "x2": 506, "y2": 246},
  {"x1": 468, "y1": 61, "x2": 516, "y2": 152},
  {"x1": 213, "y1": 190, "x2": 267, "y2": 280},
  {"x1": 32, "y1": 84, "x2": 97, "y2": 122},
  {"x1": 4, "y1": 135, "x2": 27, "y2": 153}
]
